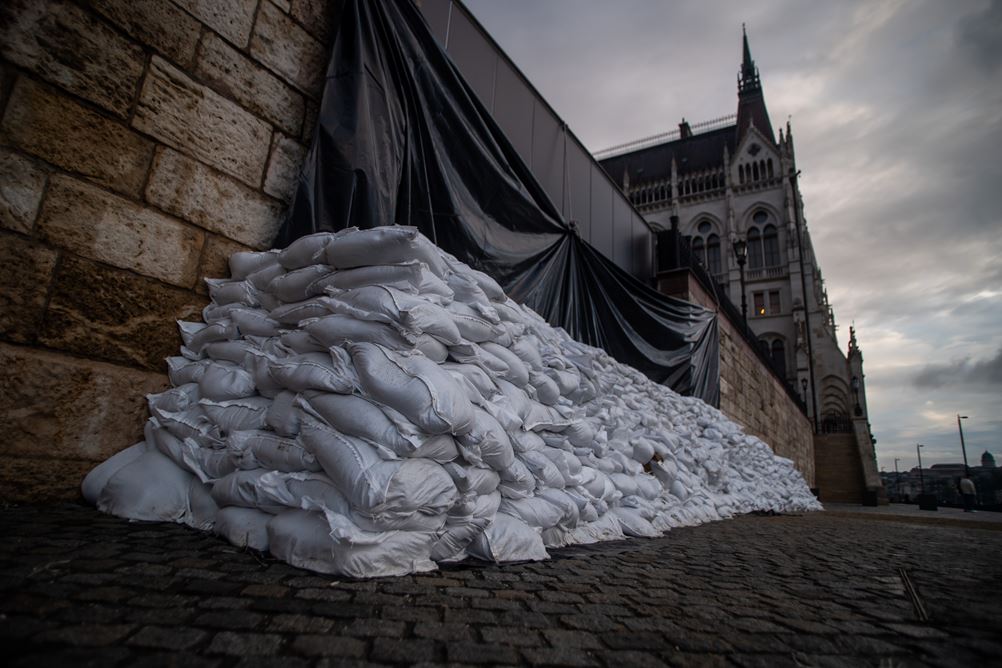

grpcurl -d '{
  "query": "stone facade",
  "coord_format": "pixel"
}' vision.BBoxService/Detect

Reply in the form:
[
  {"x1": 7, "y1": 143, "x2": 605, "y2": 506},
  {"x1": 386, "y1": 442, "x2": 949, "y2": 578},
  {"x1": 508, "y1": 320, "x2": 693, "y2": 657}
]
[
  {"x1": 658, "y1": 270, "x2": 815, "y2": 485},
  {"x1": 601, "y1": 30, "x2": 881, "y2": 501},
  {"x1": 0, "y1": 0, "x2": 339, "y2": 503}
]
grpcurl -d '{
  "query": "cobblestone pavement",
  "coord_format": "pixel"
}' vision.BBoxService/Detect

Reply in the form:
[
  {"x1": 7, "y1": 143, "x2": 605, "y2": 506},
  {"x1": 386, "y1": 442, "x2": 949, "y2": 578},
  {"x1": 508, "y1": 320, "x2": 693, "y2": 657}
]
[{"x1": 2, "y1": 505, "x2": 1000, "y2": 667}]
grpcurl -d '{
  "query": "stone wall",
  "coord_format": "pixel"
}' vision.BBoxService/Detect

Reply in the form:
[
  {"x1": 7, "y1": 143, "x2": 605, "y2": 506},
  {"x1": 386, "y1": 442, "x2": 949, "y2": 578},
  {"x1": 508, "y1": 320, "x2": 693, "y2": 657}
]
[
  {"x1": 657, "y1": 270, "x2": 815, "y2": 486},
  {"x1": 0, "y1": 0, "x2": 339, "y2": 503}
]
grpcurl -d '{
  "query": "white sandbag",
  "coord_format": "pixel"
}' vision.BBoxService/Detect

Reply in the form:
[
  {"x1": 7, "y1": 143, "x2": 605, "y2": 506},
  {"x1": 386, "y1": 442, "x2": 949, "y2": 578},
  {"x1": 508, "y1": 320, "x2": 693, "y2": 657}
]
[
  {"x1": 519, "y1": 450, "x2": 566, "y2": 488},
  {"x1": 265, "y1": 391, "x2": 302, "y2": 437},
  {"x1": 350, "y1": 343, "x2": 474, "y2": 435},
  {"x1": 415, "y1": 334, "x2": 449, "y2": 363},
  {"x1": 211, "y1": 469, "x2": 297, "y2": 513},
  {"x1": 320, "y1": 515, "x2": 438, "y2": 578},
  {"x1": 180, "y1": 320, "x2": 238, "y2": 354},
  {"x1": 270, "y1": 298, "x2": 333, "y2": 326},
  {"x1": 215, "y1": 506, "x2": 272, "y2": 551},
  {"x1": 228, "y1": 430, "x2": 321, "y2": 472},
  {"x1": 299, "y1": 415, "x2": 457, "y2": 516},
  {"x1": 467, "y1": 513, "x2": 548, "y2": 563},
  {"x1": 479, "y1": 342, "x2": 530, "y2": 387},
  {"x1": 278, "y1": 232, "x2": 338, "y2": 269},
  {"x1": 441, "y1": 363, "x2": 498, "y2": 401},
  {"x1": 81, "y1": 441, "x2": 151, "y2": 505},
  {"x1": 203, "y1": 340, "x2": 259, "y2": 364},
  {"x1": 609, "y1": 507, "x2": 659, "y2": 538},
  {"x1": 206, "y1": 279, "x2": 259, "y2": 307},
  {"x1": 444, "y1": 463, "x2": 501, "y2": 495},
  {"x1": 230, "y1": 308, "x2": 283, "y2": 337},
  {"x1": 147, "y1": 383, "x2": 199, "y2": 413},
  {"x1": 411, "y1": 434, "x2": 460, "y2": 464},
  {"x1": 279, "y1": 330, "x2": 331, "y2": 354},
  {"x1": 302, "y1": 392, "x2": 416, "y2": 457},
  {"x1": 167, "y1": 357, "x2": 210, "y2": 385},
  {"x1": 305, "y1": 314, "x2": 414, "y2": 349},
  {"x1": 245, "y1": 262, "x2": 286, "y2": 290},
  {"x1": 499, "y1": 495, "x2": 565, "y2": 529},
  {"x1": 430, "y1": 496, "x2": 492, "y2": 562},
  {"x1": 498, "y1": 459, "x2": 536, "y2": 499},
  {"x1": 199, "y1": 397, "x2": 271, "y2": 434},
  {"x1": 446, "y1": 302, "x2": 504, "y2": 342},
  {"x1": 199, "y1": 362, "x2": 256, "y2": 401},
  {"x1": 528, "y1": 370, "x2": 560, "y2": 406},
  {"x1": 267, "y1": 265, "x2": 334, "y2": 303},
  {"x1": 267, "y1": 349, "x2": 357, "y2": 394},
  {"x1": 324, "y1": 226, "x2": 448, "y2": 278},
  {"x1": 456, "y1": 408, "x2": 515, "y2": 471},
  {"x1": 186, "y1": 479, "x2": 219, "y2": 530},
  {"x1": 97, "y1": 450, "x2": 195, "y2": 523},
  {"x1": 315, "y1": 261, "x2": 453, "y2": 300},
  {"x1": 447, "y1": 342, "x2": 510, "y2": 377},
  {"x1": 326, "y1": 286, "x2": 461, "y2": 345},
  {"x1": 230, "y1": 250, "x2": 279, "y2": 279}
]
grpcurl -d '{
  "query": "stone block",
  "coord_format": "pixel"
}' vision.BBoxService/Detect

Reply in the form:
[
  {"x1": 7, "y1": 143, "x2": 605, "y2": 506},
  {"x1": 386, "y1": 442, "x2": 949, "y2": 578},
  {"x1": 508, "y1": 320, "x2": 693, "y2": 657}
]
[
  {"x1": 0, "y1": 148, "x2": 47, "y2": 233},
  {"x1": 290, "y1": 0, "x2": 338, "y2": 44},
  {"x1": 39, "y1": 254, "x2": 206, "y2": 371},
  {"x1": 196, "y1": 32, "x2": 305, "y2": 137},
  {"x1": 173, "y1": 0, "x2": 258, "y2": 48},
  {"x1": 146, "y1": 148, "x2": 284, "y2": 249},
  {"x1": 264, "y1": 133, "x2": 307, "y2": 202},
  {"x1": 1, "y1": 79, "x2": 154, "y2": 198},
  {"x1": 37, "y1": 175, "x2": 204, "y2": 288},
  {"x1": 199, "y1": 234, "x2": 253, "y2": 292},
  {"x1": 250, "y1": 1, "x2": 327, "y2": 95},
  {"x1": 90, "y1": 0, "x2": 201, "y2": 68},
  {"x1": 0, "y1": 342, "x2": 167, "y2": 462},
  {"x1": 134, "y1": 57, "x2": 272, "y2": 188},
  {"x1": 0, "y1": 457, "x2": 94, "y2": 503},
  {"x1": 0, "y1": 233, "x2": 58, "y2": 344},
  {"x1": 0, "y1": 0, "x2": 145, "y2": 118}
]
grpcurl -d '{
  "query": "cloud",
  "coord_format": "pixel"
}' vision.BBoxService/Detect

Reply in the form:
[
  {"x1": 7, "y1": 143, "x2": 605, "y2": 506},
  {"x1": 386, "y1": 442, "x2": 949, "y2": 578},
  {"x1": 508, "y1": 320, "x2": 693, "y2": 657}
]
[
  {"x1": 912, "y1": 349, "x2": 1002, "y2": 389},
  {"x1": 463, "y1": 0, "x2": 1002, "y2": 469}
]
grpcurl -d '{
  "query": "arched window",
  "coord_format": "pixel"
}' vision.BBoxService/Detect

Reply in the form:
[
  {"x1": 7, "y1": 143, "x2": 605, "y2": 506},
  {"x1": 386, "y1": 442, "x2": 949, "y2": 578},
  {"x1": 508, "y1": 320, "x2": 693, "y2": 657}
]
[
  {"x1": 763, "y1": 224, "x2": 780, "y2": 266},
  {"x1": 770, "y1": 339, "x2": 786, "y2": 377},
  {"x1": 747, "y1": 227, "x2": 763, "y2": 269},
  {"x1": 691, "y1": 235, "x2": 705, "y2": 266},
  {"x1": 706, "y1": 234, "x2": 721, "y2": 275},
  {"x1": 767, "y1": 159, "x2": 774, "y2": 179},
  {"x1": 739, "y1": 165, "x2": 745, "y2": 185},
  {"x1": 752, "y1": 162, "x2": 760, "y2": 181}
]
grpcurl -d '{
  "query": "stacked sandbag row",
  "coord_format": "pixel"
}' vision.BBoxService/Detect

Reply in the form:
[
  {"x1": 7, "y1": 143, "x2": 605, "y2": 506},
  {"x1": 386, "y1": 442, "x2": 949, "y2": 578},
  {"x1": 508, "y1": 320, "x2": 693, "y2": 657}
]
[{"x1": 83, "y1": 226, "x2": 820, "y2": 578}]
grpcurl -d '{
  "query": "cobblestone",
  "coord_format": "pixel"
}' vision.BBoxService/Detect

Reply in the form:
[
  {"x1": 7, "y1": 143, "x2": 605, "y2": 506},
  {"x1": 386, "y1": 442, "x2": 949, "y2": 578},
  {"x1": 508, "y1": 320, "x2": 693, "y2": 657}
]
[{"x1": 3, "y1": 505, "x2": 1001, "y2": 666}]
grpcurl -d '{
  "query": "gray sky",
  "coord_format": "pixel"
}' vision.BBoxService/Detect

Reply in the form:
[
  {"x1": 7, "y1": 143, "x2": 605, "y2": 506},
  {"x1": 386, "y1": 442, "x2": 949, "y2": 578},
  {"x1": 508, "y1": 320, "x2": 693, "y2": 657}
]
[{"x1": 465, "y1": 0, "x2": 1002, "y2": 471}]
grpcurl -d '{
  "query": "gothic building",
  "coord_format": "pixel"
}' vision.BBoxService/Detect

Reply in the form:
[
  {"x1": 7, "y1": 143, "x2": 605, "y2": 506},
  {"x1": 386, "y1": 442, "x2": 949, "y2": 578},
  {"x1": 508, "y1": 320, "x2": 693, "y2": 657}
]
[{"x1": 598, "y1": 29, "x2": 881, "y2": 501}]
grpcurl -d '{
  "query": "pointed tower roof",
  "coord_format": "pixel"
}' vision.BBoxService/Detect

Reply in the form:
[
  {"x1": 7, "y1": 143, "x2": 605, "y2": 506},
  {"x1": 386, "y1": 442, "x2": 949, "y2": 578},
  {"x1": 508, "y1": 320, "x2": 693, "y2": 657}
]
[{"x1": 736, "y1": 25, "x2": 775, "y2": 144}]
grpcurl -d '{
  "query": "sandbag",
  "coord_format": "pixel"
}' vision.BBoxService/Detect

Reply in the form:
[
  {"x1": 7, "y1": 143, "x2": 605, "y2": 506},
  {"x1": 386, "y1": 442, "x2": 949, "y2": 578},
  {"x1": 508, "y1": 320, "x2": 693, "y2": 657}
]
[{"x1": 350, "y1": 343, "x2": 474, "y2": 435}]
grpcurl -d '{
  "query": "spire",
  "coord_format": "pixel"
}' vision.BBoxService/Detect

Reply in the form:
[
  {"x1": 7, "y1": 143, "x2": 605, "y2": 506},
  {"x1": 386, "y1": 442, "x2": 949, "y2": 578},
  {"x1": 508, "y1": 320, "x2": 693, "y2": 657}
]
[
  {"x1": 736, "y1": 25, "x2": 775, "y2": 144},
  {"x1": 740, "y1": 23, "x2": 758, "y2": 91}
]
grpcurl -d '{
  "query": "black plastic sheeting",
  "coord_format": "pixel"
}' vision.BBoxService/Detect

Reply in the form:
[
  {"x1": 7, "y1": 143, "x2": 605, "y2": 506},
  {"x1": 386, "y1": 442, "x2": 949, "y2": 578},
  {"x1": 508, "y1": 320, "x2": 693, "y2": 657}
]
[{"x1": 275, "y1": 0, "x2": 719, "y2": 404}]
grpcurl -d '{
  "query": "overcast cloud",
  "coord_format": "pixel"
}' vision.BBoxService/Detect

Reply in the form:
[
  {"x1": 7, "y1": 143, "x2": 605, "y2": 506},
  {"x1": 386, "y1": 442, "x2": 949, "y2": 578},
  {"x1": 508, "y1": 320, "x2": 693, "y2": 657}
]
[{"x1": 465, "y1": 0, "x2": 1002, "y2": 471}]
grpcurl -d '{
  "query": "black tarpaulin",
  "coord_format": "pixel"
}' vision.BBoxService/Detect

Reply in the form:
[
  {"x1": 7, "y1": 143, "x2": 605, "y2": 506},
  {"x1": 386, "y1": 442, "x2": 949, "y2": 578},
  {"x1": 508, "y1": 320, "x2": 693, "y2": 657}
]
[{"x1": 275, "y1": 0, "x2": 719, "y2": 404}]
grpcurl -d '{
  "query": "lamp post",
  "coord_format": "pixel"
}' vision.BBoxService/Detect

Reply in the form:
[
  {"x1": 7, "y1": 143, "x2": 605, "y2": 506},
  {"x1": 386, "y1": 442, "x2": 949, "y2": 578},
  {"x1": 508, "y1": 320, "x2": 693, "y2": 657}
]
[
  {"x1": 894, "y1": 458, "x2": 900, "y2": 502},
  {"x1": 916, "y1": 444, "x2": 926, "y2": 495},
  {"x1": 957, "y1": 414, "x2": 970, "y2": 475},
  {"x1": 732, "y1": 238, "x2": 748, "y2": 322}
]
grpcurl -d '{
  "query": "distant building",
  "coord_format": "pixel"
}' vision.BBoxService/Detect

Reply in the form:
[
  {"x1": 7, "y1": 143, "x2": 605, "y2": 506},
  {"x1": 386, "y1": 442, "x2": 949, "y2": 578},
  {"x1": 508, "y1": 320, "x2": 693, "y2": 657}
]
[
  {"x1": 982, "y1": 451, "x2": 996, "y2": 468},
  {"x1": 597, "y1": 28, "x2": 880, "y2": 503}
]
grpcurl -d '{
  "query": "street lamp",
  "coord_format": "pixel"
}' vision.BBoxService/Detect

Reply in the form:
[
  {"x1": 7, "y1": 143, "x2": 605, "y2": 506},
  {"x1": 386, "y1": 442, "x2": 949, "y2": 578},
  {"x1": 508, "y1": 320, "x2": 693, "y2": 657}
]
[
  {"x1": 894, "y1": 458, "x2": 900, "y2": 502},
  {"x1": 957, "y1": 414, "x2": 970, "y2": 475},
  {"x1": 732, "y1": 238, "x2": 748, "y2": 322}
]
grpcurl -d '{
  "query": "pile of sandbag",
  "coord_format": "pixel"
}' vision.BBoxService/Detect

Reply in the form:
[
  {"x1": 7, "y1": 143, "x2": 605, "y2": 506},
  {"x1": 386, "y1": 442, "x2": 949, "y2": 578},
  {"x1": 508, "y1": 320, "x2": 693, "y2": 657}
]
[{"x1": 83, "y1": 226, "x2": 820, "y2": 577}]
